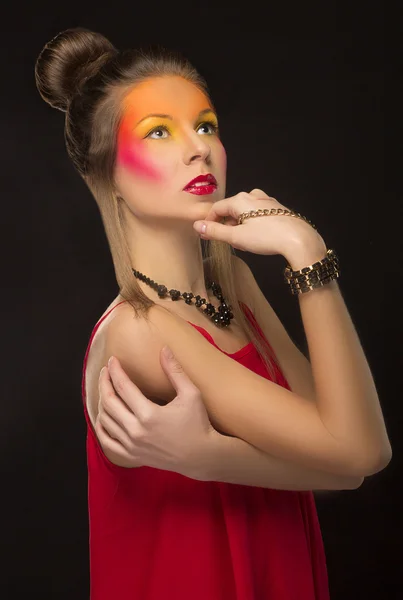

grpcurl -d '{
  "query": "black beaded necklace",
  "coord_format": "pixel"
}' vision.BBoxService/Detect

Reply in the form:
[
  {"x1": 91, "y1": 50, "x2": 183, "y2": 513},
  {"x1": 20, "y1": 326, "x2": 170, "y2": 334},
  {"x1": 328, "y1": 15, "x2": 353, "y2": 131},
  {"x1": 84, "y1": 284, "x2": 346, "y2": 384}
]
[{"x1": 132, "y1": 268, "x2": 234, "y2": 328}]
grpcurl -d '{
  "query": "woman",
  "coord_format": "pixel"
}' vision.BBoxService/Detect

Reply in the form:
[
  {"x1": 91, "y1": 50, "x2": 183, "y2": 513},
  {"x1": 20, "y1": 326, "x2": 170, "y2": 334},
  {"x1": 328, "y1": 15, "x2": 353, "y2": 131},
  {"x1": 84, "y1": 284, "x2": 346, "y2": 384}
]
[{"x1": 35, "y1": 28, "x2": 392, "y2": 600}]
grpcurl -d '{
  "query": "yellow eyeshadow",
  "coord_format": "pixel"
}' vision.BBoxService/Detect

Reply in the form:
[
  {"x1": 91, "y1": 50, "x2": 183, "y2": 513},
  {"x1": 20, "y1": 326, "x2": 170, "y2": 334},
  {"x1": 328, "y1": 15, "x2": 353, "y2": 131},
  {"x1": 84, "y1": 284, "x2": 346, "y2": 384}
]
[
  {"x1": 197, "y1": 118, "x2": 219, "y2": 128},
  {"x1": 134, "y1": 118, "x2": 173, "y2": 138},
  {"x1": 196, "y1": 110, "x2": 218, "y2": 124},
  {"x1": 134, "y1": 113, "x2": 219, "y2": 137}
]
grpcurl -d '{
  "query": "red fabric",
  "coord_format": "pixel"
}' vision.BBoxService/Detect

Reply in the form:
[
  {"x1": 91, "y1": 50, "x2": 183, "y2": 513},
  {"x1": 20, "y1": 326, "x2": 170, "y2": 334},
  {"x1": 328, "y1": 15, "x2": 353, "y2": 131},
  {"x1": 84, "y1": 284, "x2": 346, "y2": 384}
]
[{"x1": 81, "y1": 300, "x2": 330, "y2": 599}]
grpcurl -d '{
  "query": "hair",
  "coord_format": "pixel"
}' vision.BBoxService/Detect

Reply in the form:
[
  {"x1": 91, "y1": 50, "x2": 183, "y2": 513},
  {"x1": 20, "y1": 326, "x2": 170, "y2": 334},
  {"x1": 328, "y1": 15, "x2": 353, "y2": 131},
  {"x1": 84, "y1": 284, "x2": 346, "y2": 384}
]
[{"x1": 35, "y1": 27, "x2": 281, "y2": 382}]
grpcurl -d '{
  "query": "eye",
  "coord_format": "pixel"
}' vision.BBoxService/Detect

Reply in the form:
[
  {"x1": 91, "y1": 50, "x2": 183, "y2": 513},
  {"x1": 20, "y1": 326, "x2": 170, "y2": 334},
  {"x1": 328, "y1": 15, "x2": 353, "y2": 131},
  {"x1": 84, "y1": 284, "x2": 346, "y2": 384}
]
[
  {"x1": 144, "y1": 120, "x2": 219, "y2": 140},
  {"x1": 145, "y1": 125, "x2": 170, "y2": 140},
  {"x1": 197, "y1": 121, "x2": 219, "y2": 135}
]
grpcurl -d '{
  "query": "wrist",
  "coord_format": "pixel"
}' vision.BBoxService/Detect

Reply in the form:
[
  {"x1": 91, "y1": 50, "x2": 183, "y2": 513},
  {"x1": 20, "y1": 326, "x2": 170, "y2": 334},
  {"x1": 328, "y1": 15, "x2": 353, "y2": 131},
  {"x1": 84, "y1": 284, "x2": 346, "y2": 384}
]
[
  {"x1": 283, "y1": 234, "x2": 328, "y2": 271},
  {"x1": 189, "y1": 429, "x2": 226, "y2": 482}
]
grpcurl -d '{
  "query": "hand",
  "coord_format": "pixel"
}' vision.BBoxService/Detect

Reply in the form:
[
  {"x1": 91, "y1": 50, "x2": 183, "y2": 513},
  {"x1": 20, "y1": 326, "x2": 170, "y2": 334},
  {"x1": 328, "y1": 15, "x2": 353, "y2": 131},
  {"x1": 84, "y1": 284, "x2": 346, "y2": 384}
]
[
  {"x1": 96, "y1": 346, "x2": 216, "y2": 478},
  {"x1": 193, "y1": 189, "x2": 324, "y2": 257}
]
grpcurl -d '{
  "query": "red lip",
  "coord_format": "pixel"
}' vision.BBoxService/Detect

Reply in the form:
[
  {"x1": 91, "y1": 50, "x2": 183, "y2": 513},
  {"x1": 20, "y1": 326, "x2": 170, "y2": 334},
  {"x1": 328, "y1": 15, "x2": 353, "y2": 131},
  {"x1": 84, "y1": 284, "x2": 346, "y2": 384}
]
[{"x1": 183, "y1": 173, "x2": 217, "y2": 190}]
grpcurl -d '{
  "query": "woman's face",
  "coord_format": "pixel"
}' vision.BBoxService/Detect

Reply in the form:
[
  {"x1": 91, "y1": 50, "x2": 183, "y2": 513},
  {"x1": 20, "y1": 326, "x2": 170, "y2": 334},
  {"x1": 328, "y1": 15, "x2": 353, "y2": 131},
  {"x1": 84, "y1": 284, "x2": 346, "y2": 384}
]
[{"x1": 114, "y1": 75, "x2": 227, "y2": 227}]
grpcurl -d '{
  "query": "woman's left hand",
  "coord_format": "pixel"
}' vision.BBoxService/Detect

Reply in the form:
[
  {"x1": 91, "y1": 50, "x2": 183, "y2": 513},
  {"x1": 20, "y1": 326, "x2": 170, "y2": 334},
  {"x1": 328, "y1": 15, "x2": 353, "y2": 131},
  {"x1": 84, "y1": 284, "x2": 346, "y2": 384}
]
[
  {"x1": 194, "y1": 188, "x2": 325, "y2": 259},
  {"x1": 96, "y1": 347, "x2": 217, "y2": 479}
]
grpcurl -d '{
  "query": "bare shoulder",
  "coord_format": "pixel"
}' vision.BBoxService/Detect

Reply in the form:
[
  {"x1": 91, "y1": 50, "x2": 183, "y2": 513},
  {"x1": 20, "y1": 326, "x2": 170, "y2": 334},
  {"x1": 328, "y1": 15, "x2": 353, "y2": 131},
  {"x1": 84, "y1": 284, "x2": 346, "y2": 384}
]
[
  {"x1": 102, "y1": 302, "x2": 179, "y2": 406},
  {"x1": 85, "y1": 299, "x2": 176, "y2": 436},
  {"x1": 86, "y1": 256, "x2": 251, "y2": 425},
  {"x1": 85, "y1": 255, "x2": 250, "y2": 430},
  {"x1": 85, "y1": 300, "x2": 133, "y2": 429}
]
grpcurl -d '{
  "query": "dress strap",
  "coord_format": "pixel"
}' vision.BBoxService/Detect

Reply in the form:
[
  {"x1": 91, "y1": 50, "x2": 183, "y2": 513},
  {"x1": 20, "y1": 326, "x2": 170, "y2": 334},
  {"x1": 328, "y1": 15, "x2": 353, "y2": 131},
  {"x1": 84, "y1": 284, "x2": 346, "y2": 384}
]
[{"x1": 82, "y1": 300, "x2": 127, "y2": 380}]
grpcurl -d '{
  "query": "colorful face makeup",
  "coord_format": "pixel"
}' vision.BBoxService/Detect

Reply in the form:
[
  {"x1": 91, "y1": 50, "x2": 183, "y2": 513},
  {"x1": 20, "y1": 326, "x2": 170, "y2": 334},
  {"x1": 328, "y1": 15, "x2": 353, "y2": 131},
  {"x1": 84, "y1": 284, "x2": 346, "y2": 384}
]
[
  {"x1": 116, "y1": 76, "x2": 221, "y2": 182},
  {"x1": 117, "y1": 114, "x2": 163, "y2": 180}
]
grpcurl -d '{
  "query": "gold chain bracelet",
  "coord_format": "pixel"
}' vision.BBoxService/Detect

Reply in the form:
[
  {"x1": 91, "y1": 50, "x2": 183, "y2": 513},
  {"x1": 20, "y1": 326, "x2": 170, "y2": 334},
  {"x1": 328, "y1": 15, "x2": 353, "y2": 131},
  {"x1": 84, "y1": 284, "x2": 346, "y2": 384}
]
[
  {"x1": 237, "y1": 207, "x2": 317, "y2": 229},
  {"x1": 237, "y1": 208, "x2": 340, "y2": 295}
]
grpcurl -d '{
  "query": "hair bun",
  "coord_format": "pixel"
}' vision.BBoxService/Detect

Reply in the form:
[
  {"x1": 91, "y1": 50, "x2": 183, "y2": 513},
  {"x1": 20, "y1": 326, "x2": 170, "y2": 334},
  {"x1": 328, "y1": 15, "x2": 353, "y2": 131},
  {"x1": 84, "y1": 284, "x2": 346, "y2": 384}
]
[{"x1": 35, "y1": 27, "x2": 117, "y2": 112}]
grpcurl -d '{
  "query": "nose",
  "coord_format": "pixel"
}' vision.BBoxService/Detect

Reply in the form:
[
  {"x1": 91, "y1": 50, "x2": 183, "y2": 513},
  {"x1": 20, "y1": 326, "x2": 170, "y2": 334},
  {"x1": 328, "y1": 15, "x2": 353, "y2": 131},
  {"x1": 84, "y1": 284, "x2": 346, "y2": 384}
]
[{"x1": 183, "y1": 130, "x2": 211, "y2": 165}]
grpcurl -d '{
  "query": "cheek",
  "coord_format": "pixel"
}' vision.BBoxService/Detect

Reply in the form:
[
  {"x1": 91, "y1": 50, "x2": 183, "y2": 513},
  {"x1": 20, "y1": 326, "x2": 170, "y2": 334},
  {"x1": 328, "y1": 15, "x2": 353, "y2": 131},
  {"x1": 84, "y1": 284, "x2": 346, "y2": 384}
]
[{"x1": 117, "y1": 128, "x2": 164, "y2": 182}]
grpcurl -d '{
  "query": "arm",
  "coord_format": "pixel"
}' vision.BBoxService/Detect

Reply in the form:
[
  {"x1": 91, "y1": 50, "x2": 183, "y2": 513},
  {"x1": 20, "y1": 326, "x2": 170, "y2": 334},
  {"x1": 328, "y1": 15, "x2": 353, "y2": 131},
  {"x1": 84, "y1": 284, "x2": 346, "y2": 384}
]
[
  {"x1": 285, "y1": 240, "x2": 392, "y2": 472},
  {"x1": 103, "y1": 271, "x2": 389, "y2": 478},
  {"x1": 230, "y1": 244, "x2": 392, "y2": 477},
  {"x1": 197, "y1": 431, "x2": 364, "y2": 491},
  {"x1": 191, "y1": 252, "x2": 388, "y2": 490},
  {"x1": 190, "y1": 255, "x2": 364, "y2": 490}
]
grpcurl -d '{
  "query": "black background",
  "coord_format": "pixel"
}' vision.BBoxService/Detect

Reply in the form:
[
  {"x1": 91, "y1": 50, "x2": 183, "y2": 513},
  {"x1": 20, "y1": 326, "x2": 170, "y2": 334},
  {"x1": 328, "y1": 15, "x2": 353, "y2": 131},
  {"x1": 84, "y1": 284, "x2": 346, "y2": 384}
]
[{"x1": 2, "y1": 2, "x2": 399, "y2": 599}]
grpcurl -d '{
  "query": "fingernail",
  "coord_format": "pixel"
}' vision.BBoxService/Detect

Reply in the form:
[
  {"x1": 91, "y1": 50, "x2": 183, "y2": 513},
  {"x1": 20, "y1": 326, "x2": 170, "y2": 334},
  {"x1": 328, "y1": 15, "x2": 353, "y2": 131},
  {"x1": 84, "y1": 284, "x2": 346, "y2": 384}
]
[
  {"x1": 194, "y1": 221, "x2": 207, "y2": 234},
  {"x1": 100, "y1": 366, "x2": 106, "y2": 376},
  {"x1": 108, "y1": 356, "x2": 114, "y2": 367}
]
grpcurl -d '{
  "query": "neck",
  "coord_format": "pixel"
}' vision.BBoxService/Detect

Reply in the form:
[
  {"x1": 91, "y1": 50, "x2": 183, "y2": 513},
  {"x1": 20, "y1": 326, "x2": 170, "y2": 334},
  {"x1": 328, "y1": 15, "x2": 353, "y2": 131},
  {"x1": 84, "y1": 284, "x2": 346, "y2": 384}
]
[{"x1": 126, "y1": 218, "x2": 212, "y2": 302}]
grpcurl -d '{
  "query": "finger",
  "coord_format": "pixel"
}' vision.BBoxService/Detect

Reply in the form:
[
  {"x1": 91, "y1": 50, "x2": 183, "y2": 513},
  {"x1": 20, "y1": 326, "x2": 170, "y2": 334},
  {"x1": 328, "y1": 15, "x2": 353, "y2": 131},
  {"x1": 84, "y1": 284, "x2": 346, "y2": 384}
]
[
  {"x1": 202, "y1": 190, "x2": 273, "y2": 225},
  {"x1": 107, "y1": 357, "x2": 155, "y2": 423},
  {"x1": 160, "y1": 346, "x2": 200, "y2": 395},
  {"x1": 95, "y1": 418, "x2": 135, "y2": 462},
  {"x1": 249, "y1": 189, "x2": 276, "y2": 202},
  {"x1": 99, "y1": 364, "x2": 141, "y2": 435},
  {"x1": 97, "y1": 408, "x2": 134, "y2": 449},
  {"x1": 98, "y1": 365, "x2": 117, "y2": 412},
  {"x1": 249, "y1": 188, "x2": 266, "y2": 198},
  {"x1": 194, "y1": 218, "x2": 239, "y2": 245},
  {"x1": 98, "y1": 365, "x2": 112, "y2": 408},
  {"x1": 201, "y1": 197, "x2": 241, "y2": 223}
]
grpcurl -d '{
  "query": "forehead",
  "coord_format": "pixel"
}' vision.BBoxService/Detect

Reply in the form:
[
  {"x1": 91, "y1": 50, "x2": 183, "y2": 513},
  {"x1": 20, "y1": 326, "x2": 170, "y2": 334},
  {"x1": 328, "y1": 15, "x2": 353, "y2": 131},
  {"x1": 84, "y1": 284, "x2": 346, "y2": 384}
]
[{"x1": 121, "y1": 76, "x2": 212, "y2": 118}]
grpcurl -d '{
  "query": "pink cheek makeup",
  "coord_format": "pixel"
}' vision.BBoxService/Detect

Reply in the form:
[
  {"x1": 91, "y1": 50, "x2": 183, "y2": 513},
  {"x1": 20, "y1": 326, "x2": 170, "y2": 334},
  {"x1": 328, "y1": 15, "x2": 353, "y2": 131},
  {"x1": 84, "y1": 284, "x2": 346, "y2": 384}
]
[{"x1": 117, "y1": 119, "x2": 163, "y2": 181}]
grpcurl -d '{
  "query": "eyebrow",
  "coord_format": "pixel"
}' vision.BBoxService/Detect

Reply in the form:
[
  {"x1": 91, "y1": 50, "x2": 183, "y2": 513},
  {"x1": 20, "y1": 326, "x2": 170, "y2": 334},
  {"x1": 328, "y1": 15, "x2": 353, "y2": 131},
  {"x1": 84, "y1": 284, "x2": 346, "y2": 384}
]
[{"x1": 135, "y1": 108, "x2": 217, "y2": 127}]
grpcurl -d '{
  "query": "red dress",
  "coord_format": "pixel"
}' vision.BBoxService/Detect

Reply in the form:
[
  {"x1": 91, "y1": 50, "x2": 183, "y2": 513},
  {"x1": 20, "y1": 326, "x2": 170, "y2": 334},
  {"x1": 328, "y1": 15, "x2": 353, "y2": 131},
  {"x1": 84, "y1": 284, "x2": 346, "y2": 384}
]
[{"x1": 81, "y1": 300, "x2": 330, "y2": 599}]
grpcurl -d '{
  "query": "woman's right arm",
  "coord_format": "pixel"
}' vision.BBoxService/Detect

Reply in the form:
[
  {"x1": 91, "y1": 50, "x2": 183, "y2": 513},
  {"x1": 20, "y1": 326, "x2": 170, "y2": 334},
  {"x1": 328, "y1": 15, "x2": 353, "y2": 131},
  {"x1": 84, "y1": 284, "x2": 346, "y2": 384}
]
[
  {"x1": 197, "y1": 430, "x2": 364, "y2": 490},
  {"x1": 102, "y1": 302, "x2": 385, "y2": 479}
]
